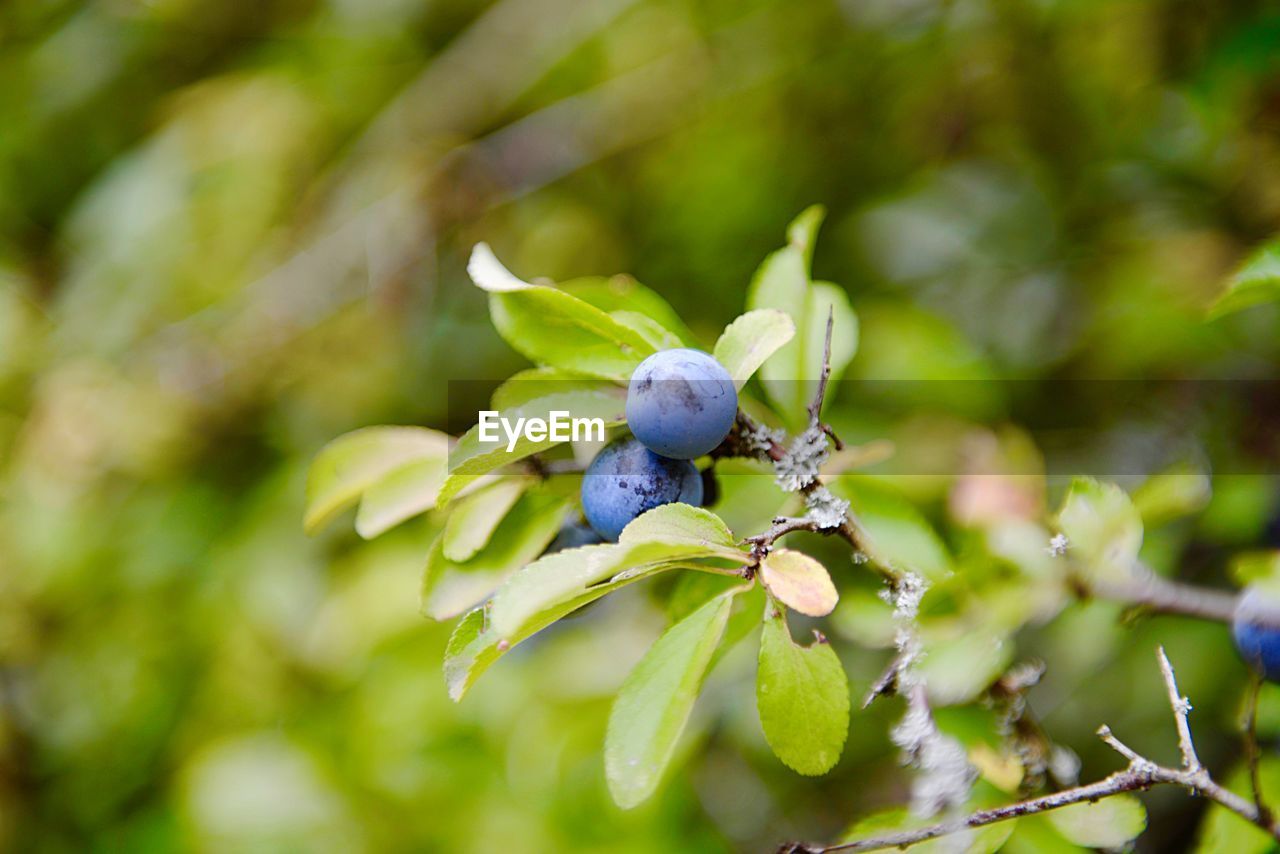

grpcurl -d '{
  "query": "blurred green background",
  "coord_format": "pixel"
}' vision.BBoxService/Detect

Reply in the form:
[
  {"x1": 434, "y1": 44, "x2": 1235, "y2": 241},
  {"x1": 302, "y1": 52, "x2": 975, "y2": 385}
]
[{"x1": 5, "y1": 0, "x2": 1280, "y2": 850}]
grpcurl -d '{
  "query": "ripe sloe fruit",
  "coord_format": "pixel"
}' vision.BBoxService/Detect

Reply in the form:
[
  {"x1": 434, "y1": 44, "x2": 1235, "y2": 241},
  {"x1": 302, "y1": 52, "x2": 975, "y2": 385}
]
[
  {"x1": 1232, "y1": 584, "x2": 1280, "y2": 682},
  {"x1": 581, "y1": 438, "x2": 702, "y2": 541},
  {"x1": 626, "y1": 349, "x2": 737, "y2": 459}
]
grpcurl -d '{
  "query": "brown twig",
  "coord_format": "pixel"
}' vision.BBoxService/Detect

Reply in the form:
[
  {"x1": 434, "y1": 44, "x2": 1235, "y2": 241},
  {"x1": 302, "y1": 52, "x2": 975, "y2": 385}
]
[
  {"x1": 729, "y1": 305, "x2": 872, "y2": 574},
  {"x1": 782, "y1": 647, "x2": 1280, "y2": 853},
  {"x1": 1244, "y1": 672, "x2": 1272, "y2": 825},
  {"x1": 1088, "y1": 564, "x2": 1240, "y2": 624},
  {"x1": 862, "y1": 651, "x2": 910, "y2": 708},
  {"x1": 807, "y1": 307, "x2": 843, "y2": 449}
]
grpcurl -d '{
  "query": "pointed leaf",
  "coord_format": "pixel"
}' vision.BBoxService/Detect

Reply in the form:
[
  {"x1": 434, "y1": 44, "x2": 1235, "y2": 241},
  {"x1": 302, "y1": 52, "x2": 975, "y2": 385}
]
[
  {"x1": 489, "y1": 535, "x2": 742, "y2": 640},
  {"x1": 442, "y1": 478, "x2": 531, "y2": 562},
  {"x1": 747, "y1": 248, "x2": 806, "y2": 357},
  {"x1": 356, "y1": 457, "x2": 448, "y2": 538},
  {"x1": 1211, "y1": 240, "x2": 1280, "y2": 318},
  {"x1": 713, "y1": 309, "x2": 797, "y2": 390},
  {"x1": 305, "y1": 427, "x2": 449, "y2": 534},
  {"x1": 606, "y1": 590, "x2": 737, "y2": 808},
  {"x1": 468, "y1": 244, "x2": 655, "y2": 379},
  {"x1": 422, "y1": 491, "x2": 568, "y2": 619},
  {"x1": 445, "y1": 562, "x2": 679, "y2": 701},
  {"x1": 757, "y1": 606, "x2": 849, "y2": 775},
  {"x1": 787, "y1": 204, "x2": 826, "y2": 268},
  {"x1": 487, "y1": 504, "x2": 743, "y2": 639},
  {"x1": 748, "y1": 211, "x2": 858, "y2": 423},
  {"x1": 759, "y1": 549, "x2": 838, "y2": 617}
]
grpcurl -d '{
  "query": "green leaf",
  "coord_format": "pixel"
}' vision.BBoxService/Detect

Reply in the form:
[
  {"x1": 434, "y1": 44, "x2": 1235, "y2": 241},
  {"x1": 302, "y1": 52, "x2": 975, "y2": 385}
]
[
  {"x1": 442, "y1": 478, "x2": 530, "y2": 562},
  {"x1": 1046, "y1": 795, "x2": 1146, "y2": 848},
  {"x1": 918, "y1": 630, "x2": 1013, "y2": 705},
  {"x1": 833, "y1": 477, "x2": 952, "y2": 579},
  {"x1": 1055, "y1": 477, "x2": 1142, "y2": 580},
  {"x1": 490, "y1": 367, "x2": 615, "y2": 411},
  {"x1": 560, "y1": 275, "x2": 696, "y2": 345},
  {"x1": 355, "y1": 457, "x2": 449, "y2": 538},
  {"x1": 759, "y1": 549, "x2": 838, "y2": 617},
  {"x1": 305, "y1": 426, "x2": 449, "y2": 534},
  {"x1": 756, "y1": 605, "x2": 849, "y2": 775},
  {"x1": 445, "y1": 562, "x2": 677, "y2": 702},
  {"x1": 1211, "y1": 240, "x2": 1280, "y2": 318},
  {"x1": 443, "y1": 607, "x2": 490, "y2": 700},
  {"x1": 617, "y1": 504, "x2": 738, "y2": 551},
  {"x1": 747, "y1": 210, "x2": 858, "y2": 424},
  {"x1": 468, "y1": 244, "x2": 655, "y2": 379},
  {"x1": 422, "y1": 491, "x2": 568, "y2": 620},
  {"x1": 787, "y1": 204, "x2": 826, "y2": 268},
  {"x1": 438, "y1": 387, "x2": 627, "y2": 506},
  {"x1": 611, "y1": 310, "x2": 684, "y2": 351},
  {"x1": 713, "y1": 309, "x2": 796, "y2": 390},
  {"x1": 488, "y1": 504, "x2": 745, "y2": 639},
  {"x1": 606, "y1": 590, "x2": 738, "y2": 808}
]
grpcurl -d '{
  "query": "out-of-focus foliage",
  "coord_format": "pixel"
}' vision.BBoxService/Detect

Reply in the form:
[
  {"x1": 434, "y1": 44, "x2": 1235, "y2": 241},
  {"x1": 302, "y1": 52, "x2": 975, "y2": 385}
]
[{"x1": 5, "y1": 0, "x2": 1280, "y2": 850}]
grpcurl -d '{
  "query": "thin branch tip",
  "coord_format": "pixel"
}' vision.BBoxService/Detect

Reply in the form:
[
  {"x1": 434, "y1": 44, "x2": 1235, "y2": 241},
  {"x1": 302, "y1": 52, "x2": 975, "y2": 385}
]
[{"x1": 791, "y1": 651, "x2": 1280, "y2": 852}]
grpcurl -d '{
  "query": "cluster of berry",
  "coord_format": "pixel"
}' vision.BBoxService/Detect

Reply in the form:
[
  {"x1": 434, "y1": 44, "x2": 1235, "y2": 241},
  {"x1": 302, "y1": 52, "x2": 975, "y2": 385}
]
[{"x1": 552, "y1": 349, "x2": 738, "y2": 547}]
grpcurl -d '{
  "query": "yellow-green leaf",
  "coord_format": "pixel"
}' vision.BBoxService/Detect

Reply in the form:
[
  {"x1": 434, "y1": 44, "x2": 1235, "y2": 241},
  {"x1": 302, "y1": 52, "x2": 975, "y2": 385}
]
[
  {"x1": 617, "y1": 503, "x2": 739, "y2": 552},
  {"x1": 422, "y1": 491, "x2": 568, "y2": 620},
  {"x1": 355, "y1": 457, "x2": 448, "y2": 538},
  {"x1": 747, "y1": 209, "x2": 858, "y2": 425},
  {"x1": 304, "y1": 426, "x2": 449, "y2": 534},
  {"x1": 442, "y1": 478, "x2": 531, "y2": 562},
  {"x1": 713, "y1": 309, "x2": 796, "y2": 390},
  {"x1": 468, "y1": 243, "x2": 655, "y2": 379},
  {"x1": 757, "y1": 605, "x2": 849, "y2": 775},
  {"x1": 1211, "y1": 240, "x2": 1280, "y2": 318},
  {"x1": 606, "y1": 589, "x2": 738, "y2": 808}
]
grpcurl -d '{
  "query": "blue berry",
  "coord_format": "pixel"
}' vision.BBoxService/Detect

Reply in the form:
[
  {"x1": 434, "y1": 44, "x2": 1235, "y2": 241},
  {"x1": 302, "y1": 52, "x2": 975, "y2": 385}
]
[
  {"x1": 626, "y1": 349, "x2": 737, "y2": 460},
  {"x1": 581, "y1": 438, "x2": 703, "y2": 541},
  {"x1": 1232, "y1": 585, "x2": 1280, "y2": 682}
]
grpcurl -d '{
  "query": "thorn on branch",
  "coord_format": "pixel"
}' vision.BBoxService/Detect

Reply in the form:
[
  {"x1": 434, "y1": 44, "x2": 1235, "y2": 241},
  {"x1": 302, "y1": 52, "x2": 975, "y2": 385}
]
[
  {"x1": 1157, "y1": 645, "x2": 1201, "y2": 772},
  {"x1": 807, "y1": 306, "x2": 843, "y2": 450}
]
